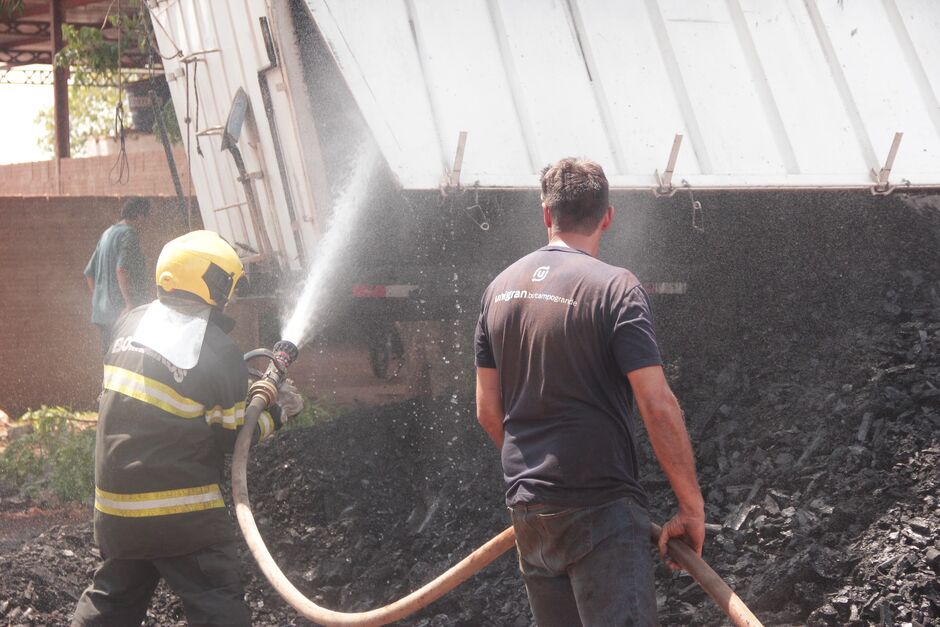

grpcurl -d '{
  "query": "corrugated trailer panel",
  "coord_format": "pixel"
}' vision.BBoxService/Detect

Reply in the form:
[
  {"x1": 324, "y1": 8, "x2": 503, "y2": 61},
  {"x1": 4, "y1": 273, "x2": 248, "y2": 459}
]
[
  {"x1": 737, "y1": 0, "x2": 868, "y2": 176},
  {"x1": 304, "y1": 0, "x2": 940, "y2": 190},
  {"x1": 812, "y1": 0, "x2": 940, "y2": 178},
  {"x1": 146, "y1": 0, "x2": 940, "y2": 269},
  {"x1": 149, "y1": 0, "x2": 319, "y2": 270}
]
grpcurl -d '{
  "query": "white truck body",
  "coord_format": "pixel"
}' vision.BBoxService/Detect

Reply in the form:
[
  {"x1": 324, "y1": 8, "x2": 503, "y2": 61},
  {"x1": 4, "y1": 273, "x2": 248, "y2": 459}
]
[{"x1": 148, "y1": 0, "x2": 940, "y2": 270}]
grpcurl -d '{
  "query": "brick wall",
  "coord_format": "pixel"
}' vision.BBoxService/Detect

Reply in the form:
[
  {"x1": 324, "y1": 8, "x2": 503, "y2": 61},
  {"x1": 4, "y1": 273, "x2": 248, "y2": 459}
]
[
  {"x1": 0, "y1": 196, "x2": 263, "y2": 417},
  {"x1": 0, "y1": 148, "x2": 191, "y2": 197}
]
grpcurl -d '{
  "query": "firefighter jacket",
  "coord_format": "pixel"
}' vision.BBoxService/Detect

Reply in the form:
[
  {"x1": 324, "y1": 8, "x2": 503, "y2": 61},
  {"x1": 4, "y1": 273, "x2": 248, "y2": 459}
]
[{"x1": 93, "y1": 299, "x2": 282, "y2": 559}]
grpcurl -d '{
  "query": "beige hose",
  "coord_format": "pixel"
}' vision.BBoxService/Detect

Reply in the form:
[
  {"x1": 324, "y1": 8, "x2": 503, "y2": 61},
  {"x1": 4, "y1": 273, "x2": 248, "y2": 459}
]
[
  {"x1": 649, "y1": 523, "x2": 763, "y2": 627},
  {"x1": 233, "y1": 397, "x2": 762, "y2": 626},
  {"x1": 233, "y1": 397, "x2": 516, "y2": 626}
]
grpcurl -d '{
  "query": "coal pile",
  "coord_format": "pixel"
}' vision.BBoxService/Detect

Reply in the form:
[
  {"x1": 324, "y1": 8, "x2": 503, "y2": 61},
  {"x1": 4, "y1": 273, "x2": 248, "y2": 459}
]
[
  {"x1": 648, "y1": 193, "x2": 940, "y2": 626},
  {"x1": 1, "y1": 193, "x2": 939, "y2": 626}
]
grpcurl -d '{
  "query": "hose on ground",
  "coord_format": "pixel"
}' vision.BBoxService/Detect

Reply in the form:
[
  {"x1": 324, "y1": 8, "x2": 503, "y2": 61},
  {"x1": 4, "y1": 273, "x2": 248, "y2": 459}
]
[{"x1": 233, "y1": 398, "x2": 762, "y2": 627}]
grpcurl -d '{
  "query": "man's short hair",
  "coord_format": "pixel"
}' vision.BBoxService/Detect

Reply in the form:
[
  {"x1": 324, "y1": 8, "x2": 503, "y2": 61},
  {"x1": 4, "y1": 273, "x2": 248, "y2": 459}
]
[
  {"x1": 121, "y1": 198, "x2": 151, "y2": 221},
  {"x1": 540, "y1": 158, "x2": 609, "y2": 234}
]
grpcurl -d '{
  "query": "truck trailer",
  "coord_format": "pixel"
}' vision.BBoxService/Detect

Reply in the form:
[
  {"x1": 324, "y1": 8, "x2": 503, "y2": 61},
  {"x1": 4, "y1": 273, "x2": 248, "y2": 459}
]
[{"x1": 145, "y1": 0, "x2": 940, "y2": 387}]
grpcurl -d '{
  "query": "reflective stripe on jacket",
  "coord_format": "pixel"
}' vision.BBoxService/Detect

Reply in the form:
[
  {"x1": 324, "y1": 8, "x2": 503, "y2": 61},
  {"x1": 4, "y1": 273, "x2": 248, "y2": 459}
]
[{"x1": 93, "y1": 300, "x2": 281, "y2": 559}]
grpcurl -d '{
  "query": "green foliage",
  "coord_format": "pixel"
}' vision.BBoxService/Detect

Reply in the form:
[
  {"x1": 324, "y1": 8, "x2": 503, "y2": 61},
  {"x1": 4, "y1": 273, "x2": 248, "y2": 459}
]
[
  {"x1": 39, "y1": 0, "x2": 151, "y2": 155},
  {"x1": 49, "y1": 429, "x2": 97, "y2": 502},
  {"x1": 0, "y1": 435, "x2": 44, "y2": 488},
  {"x1": 0, "y1": 406, "x2": 96, "y2": 503},
  {"x1": 33, "y1": 0, "x2": 181, "y2": 155},
  {"x1": 54, "y1": 2, "x2": 150, "y2": 84},
  {"x1": 285, "y1": 399, "x2": 345, "y2": 431},
  {"x1": 35, "y1": 86, "x2": 125, "y2": 158}
]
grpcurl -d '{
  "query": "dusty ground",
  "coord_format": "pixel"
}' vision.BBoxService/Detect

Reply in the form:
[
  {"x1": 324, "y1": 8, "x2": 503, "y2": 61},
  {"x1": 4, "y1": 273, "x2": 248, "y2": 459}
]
[
  {"x1": 0, "y1": 506, "x2": 87, "y2": 556},
  {"x1": 1, "y1": 195, "x2": 939, "y2": 625}
]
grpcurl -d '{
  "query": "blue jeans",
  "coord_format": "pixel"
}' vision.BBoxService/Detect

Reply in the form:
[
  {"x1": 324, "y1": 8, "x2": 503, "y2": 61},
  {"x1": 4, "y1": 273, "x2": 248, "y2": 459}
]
[{"x1": 510, "y1": 497, "x2": 657, "y2": 627}]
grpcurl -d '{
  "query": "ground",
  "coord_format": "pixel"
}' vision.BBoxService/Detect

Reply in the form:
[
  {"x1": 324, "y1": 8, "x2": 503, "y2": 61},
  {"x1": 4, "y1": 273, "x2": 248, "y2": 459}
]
[{"x1": 1, "y1": 195, "x2": 939, "y2": 625}]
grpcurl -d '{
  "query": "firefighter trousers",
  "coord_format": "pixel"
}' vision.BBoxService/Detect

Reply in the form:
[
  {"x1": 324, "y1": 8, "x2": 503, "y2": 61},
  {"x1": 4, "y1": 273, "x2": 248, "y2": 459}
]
[{"x1": 71, "y1": 541, "x2": 251, "y2": 627}]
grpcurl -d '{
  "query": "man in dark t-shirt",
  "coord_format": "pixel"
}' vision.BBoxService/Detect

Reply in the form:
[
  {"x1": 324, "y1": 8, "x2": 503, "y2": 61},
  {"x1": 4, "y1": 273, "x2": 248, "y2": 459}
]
[
  {"x1": 84, "y1": 198, "x2": 150, "y2": 352},
  {"x1": 475, "y1": 158, "x2": 704, "y2": 626}
]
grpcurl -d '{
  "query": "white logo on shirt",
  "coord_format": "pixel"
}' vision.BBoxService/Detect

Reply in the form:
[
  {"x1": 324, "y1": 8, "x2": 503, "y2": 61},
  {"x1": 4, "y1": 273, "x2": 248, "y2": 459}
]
[{"x1": 532, "y1": 266, "x2": 550, "y2": 282}]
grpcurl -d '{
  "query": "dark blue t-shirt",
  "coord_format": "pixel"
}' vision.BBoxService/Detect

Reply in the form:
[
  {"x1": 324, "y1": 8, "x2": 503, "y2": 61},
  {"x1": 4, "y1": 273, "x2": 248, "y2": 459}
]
[{"x1": 475, "y1": 245, "x2": 662, "y2": 508}]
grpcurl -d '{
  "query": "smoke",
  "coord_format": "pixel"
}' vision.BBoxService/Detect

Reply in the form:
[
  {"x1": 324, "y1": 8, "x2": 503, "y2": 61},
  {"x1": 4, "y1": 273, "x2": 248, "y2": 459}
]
[{"x1": 280, "y1": 145, "x2": 378, "y2": 347}]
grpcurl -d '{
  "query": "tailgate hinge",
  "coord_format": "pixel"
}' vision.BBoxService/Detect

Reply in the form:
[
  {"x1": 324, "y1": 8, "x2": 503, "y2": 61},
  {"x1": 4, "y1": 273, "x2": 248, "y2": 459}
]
[{"x1": 870, "y1": 132, "x2": 904, "y2": 196}]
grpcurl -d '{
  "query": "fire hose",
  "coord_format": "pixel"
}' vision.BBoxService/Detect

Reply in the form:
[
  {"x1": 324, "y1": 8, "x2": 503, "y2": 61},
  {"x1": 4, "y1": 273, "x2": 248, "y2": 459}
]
[{"x1": 233, "y1": 342, "x2": 763, "y2": 627}]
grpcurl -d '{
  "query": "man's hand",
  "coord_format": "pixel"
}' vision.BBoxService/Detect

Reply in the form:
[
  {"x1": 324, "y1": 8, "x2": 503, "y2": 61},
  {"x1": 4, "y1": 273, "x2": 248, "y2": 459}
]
[
  {"x1": 277, "y1": 379, "x2": 304, "y2": 419},
  {"x1": 658, "y1": 509, "x2": 706, "y2": 570}
]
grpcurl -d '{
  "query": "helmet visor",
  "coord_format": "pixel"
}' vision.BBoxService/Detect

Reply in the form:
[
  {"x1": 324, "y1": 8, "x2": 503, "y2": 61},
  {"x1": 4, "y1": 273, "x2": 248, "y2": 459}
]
[{"x1": 202, "y1": 262, "x2": 237, "y2": 306}]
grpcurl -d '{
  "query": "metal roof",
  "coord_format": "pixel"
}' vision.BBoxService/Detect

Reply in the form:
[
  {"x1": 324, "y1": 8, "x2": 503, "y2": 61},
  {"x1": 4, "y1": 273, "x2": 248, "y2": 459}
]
[{"x1": 304, "y1": 0, "x2": 940, "y2": 191}]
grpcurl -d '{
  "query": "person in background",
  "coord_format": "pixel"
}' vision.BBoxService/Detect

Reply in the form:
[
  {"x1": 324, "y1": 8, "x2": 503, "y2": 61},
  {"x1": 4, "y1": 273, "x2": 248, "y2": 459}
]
[
  {"x1": 475, "y1": 157, "x2": 705, "y2": 626},
  {"x1": 84, "y1": 197, "x2": 151, "y2": 353},
  {"x1": 72, "y1": 230, "x2": 304, "y2": 626}
]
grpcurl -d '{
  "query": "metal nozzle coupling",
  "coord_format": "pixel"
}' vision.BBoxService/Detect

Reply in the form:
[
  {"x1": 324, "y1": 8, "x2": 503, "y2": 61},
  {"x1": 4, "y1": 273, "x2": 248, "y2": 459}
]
[
  {"x1": 247, "y1": 340, "x2": 299, "y2": 408},
  {"x1": 248, "y1": 377, "x2": 279, "y2": 407}
]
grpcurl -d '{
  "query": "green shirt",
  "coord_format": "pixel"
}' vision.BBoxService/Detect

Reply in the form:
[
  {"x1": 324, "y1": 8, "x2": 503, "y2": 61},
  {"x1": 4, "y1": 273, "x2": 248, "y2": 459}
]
[{"x1": 84, "y1": 223, "x2": 147, "y2": 326}]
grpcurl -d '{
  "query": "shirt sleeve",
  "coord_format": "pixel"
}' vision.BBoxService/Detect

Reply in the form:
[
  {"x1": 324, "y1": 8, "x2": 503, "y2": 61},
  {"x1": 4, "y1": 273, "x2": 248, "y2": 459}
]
[
  {"x1": 475, "y1": 294, "x2": 496, "y2": 369},
  {"x1": 611, "y1": 284, "x2": 663, "y2": 374}
]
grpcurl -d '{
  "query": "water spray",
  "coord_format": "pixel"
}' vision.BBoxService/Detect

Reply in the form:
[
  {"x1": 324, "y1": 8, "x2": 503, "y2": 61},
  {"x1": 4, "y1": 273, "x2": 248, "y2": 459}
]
[{"x1": 280, "y1": 146, "x2": 379, "y2": 349}]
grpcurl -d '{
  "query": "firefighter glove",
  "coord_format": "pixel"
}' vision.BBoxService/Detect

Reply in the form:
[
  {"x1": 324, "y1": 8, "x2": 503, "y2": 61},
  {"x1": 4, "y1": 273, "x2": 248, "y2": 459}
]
[{"x1": 277, "y1": 379, "x2": 304, "y2": 419}]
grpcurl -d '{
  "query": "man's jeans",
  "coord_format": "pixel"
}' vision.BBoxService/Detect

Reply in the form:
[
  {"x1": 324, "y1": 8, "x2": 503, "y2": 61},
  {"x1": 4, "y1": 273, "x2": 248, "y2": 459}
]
[{"x1": 510, "y1": 497, "x2": 657, "y2": 627}]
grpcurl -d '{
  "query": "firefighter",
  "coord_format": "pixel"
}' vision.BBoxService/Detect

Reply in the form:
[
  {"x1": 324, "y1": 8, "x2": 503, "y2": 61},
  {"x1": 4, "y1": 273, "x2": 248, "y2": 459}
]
[{"x1": 72, "y1": 230, "x2": 303, "y2": 627}]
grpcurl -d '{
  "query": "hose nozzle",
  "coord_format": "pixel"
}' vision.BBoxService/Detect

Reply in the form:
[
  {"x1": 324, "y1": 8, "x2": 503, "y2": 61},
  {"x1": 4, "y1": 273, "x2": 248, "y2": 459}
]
[{"x1": 272, "y1": 340, "x2": 298, "y2": 373}]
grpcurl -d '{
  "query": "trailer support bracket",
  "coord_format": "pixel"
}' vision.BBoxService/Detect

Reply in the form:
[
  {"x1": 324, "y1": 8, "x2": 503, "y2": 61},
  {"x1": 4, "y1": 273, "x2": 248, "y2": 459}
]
[
  {"x1": 447, "y1": 131, "x2": 468, "y2": 190},
  {"x1": 870, "y1": 132, "x2": 903, "y2": 195},
  {"x1": 654, "y1": 133, "x2": 683, "y2": 197}
]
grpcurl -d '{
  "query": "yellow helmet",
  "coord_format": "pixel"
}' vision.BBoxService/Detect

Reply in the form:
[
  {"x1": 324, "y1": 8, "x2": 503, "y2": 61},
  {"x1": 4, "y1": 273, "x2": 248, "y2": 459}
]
[{"x1": 155, "y1": 230, "x2": 246, "y2": 308}]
